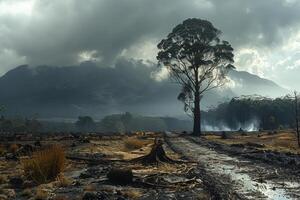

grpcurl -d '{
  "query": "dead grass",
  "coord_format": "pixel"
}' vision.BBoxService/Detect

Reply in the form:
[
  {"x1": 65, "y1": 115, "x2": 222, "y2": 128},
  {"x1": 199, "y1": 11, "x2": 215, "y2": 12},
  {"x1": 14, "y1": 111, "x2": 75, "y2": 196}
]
[
  {"x1": 35, "y1": 187, "x2": 49, "y2": 200},
  {"x1": 205, "y1": 131, "x2": 300, "y2": 154},
  {"x1": 121, "y1": 188, "x2": 143, "y2": 199},
  {"x1": 123, "y1": 137, "x2": 149, "y2": 151},
  {"x1": 55, "y1": 175, "x2": 72, "y2": 187},
  {"x1": 22, "y1": 145, "x2": 66, "y2": 184}
]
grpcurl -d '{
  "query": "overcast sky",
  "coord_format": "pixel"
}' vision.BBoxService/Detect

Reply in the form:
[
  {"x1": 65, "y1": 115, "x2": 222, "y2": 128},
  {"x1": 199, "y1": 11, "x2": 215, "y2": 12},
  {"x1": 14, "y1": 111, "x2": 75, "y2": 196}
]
[{"x1": 0, "y1": 0, "x2": 300, "y2": 90}]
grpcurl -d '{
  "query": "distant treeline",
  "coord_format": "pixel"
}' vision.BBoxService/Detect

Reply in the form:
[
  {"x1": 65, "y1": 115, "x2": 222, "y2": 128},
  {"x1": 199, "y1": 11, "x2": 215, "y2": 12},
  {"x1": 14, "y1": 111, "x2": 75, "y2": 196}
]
[
  {"x1": 0, "y1": 113, "x2": 192, "y2": 133},
  {"x1": 0, "y1": 95, "x2": 297, "y2": 133},
  {"x1": 75, "y1": 113, "x2": 192, "y2": 133},
  {"x1": 202, "y1": 95, "x2": 296, "y2": 130}
]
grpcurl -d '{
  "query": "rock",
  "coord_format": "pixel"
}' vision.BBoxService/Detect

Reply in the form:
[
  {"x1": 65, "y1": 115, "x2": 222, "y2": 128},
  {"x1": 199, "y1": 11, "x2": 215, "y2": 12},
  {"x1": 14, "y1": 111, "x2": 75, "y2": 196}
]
[
  {"x1": 5, "y1": 153, "x2": 18, "y2": 161},
  {"x1": 9, "y1": 177, "x2": 23, "y2": 189},
  {"x1": 82, "y1": 192, "x2": 109, "y2": 200},
  {"x1": 245, "y1": 142, "x2": 265, "y2": 148},
  {"x1": 23, "y1": 180, "x2": 36, "y2": 188},
  {"x1": 107, "y1": 168, "x2": 133, "y2": 185},
  {"x1": 230, "y1": 143, "x2": 245, "y2": 148},
  {"x1": 34, "y1": 140, "x2": 42, "y2": 147}
]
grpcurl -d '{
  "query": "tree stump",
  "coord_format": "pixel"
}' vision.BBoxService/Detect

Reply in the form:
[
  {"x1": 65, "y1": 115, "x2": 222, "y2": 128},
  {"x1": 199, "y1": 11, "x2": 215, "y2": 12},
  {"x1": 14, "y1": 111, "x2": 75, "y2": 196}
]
[{"x1": 131, "y1": 138, "x2": 175, "y2": 164}]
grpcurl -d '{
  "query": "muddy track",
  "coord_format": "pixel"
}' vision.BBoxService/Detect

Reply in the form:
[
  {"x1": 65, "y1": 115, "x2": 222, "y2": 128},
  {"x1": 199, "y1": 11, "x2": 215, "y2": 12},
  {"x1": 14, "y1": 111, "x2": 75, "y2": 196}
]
[{"x1": 164, "y1": 135, "x2": 300, "y2": 200}]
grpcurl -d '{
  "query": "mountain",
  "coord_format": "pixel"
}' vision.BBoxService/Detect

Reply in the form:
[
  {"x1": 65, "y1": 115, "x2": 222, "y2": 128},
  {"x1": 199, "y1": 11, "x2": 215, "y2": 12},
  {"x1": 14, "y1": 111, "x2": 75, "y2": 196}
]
[
  {"x1": 0, "y1": 60, "x2": 288, "y2": 119},
  {"x1": 228, "y1": 70, "x2": 288, "y2": 97}
]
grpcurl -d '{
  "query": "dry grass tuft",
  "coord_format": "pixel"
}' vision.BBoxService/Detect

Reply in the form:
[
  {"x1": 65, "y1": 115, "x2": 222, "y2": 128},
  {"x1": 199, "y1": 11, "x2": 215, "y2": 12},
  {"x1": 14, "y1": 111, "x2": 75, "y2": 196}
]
[
  {"x1": 22, "y1": 145, "x2": 66, "y2": 184},
  {"x1": 121, "y1": 189, "x2": 142, "y2": 199},
  {"x1": 123, "y1": 137, "x2": 148, "y2": 150},
  {"x1": 55, "y1": 175, "x2": 72, "y2": 187},
  {"x1": 35, "y1": 187, "x2": 48, "y2": 200}
]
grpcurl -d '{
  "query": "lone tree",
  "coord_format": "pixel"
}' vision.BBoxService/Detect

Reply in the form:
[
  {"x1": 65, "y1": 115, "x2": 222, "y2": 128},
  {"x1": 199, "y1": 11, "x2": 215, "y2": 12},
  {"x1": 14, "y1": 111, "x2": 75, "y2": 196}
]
[
  {"x1": 157, "y1": 18, "x2": 234, "y2": 135},
  {"x1": 294, "y1": 91, "x2": 300, "y2": 147}
]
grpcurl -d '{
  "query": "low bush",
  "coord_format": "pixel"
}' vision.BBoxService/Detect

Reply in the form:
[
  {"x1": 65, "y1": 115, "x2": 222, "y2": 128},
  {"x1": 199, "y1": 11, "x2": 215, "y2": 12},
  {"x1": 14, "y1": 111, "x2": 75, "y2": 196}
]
[
  {"x1": 9, "y1": 144, "x2": 19, "y2": 154},
  {"x1": 22, "y1": 145, "x2": 66, "y2": 184}
]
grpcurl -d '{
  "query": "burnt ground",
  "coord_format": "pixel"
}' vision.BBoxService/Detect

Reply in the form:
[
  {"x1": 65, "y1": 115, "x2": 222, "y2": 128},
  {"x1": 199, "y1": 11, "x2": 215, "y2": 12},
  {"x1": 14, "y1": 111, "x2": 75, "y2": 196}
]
[
  {"x1": 0, "y1": 133, "x2": 209, "y2": 200},
  {"x1": 0, "y1": 132, "x2": 300, "y2": 200},
  {"x1": 165, "y1": 133, "x2": 300, "y2": 200}
]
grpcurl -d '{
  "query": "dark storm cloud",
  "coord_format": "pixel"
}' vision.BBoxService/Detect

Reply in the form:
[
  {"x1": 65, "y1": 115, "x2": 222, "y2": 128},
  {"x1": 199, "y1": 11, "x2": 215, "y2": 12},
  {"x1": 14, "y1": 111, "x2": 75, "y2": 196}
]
[{"x1": 1, "y1": 0, "x2": 300, "y2": 70}]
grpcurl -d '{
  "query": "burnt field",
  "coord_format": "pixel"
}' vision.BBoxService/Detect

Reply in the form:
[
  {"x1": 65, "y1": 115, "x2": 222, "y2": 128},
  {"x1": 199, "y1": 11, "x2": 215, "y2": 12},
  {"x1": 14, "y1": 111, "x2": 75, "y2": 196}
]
[{"x1": 0, "y1": 131, "x2": 299, "y2": 200}]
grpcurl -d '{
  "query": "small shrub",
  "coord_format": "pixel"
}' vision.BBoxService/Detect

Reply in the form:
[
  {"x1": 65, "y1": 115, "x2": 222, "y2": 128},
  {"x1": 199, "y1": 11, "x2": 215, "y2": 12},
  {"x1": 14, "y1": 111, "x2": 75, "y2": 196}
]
[
  {"x1": 221, "y1": 131, "x2": 228, "y2": 139},
  {"x1": 124, "y1": 137, "x2": 146, "y2": 150},
  {"x1": 22, "y1": 145, "x2": 66, "y2": 184},
  {"x1": 9, "y1": 144, "x2": 19, "y2": 154}
]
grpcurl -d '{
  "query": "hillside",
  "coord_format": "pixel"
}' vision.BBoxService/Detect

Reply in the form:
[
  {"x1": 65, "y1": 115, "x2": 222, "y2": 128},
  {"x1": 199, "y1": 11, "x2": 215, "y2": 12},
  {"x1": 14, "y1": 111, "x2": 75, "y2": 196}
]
[{"x1": 0, "y1": 61, "x2": 288, "y2": 118}]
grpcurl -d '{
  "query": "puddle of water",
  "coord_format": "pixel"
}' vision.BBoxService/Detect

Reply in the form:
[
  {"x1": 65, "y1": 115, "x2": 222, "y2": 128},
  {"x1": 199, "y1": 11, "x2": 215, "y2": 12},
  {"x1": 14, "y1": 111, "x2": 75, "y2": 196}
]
[{"x1": 175, "y1": 139, "x2": 300, "y2": 200}]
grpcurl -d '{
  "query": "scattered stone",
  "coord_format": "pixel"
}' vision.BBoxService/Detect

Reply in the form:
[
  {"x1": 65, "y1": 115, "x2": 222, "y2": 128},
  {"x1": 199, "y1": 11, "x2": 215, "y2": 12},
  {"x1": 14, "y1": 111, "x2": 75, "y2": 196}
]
[
  {"x1": 245, "y1": 142, "x2": 265, "y2": 148},
  {"x1": 5, "y1": 153, "x2": 18, "y2": 161},
  {"x1": 9, "y1": 176, "x2": 23, "y2": 189},
  {"x1": 107, "y1": 168, "x2": 133, "y2": 185},
  {"x1": 34, "y1": 140, "x2": 42, "y2": 147},
  {"x1": 82, "y1": 191, "x2": 109, "y2": 200}
]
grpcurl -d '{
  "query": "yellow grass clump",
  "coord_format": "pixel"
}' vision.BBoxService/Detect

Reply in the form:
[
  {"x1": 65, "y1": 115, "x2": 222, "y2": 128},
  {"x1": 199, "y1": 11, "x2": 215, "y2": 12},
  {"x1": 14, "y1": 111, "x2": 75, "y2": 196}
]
[
  {"x1": 22, "y1": 145, "x2": 66, "y2": 184},
  {"x1": 35, "y1": 187, "x2": 49, "y2": 200},
  {"x1": 123, "y1": 137, "x2": 147, "y2": 150}
]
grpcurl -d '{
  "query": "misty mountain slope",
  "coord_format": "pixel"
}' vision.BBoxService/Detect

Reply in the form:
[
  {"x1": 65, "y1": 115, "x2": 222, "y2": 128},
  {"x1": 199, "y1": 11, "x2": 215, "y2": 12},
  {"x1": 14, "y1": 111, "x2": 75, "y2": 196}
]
[
  {"x1": 0, "y1": 60, "x2": 288, "y2": 118},
  {"x1": 228, "y1": 70, "x2": 288, "y2": 97}
]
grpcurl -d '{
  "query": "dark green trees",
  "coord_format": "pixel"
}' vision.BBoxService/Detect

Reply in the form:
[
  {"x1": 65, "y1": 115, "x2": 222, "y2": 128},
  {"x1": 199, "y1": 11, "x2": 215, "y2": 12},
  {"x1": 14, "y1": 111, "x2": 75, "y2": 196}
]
[
  {"x1": 157, "y1": 18, "x2": 234, "y2": 135},
  {"x1": 75, "y1": 116, "x2": 96, "y2": 132}
]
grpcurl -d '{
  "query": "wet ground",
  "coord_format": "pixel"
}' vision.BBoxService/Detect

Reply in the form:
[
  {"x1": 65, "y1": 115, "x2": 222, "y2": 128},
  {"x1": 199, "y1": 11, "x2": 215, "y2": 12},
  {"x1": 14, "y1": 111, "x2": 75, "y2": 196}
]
[{"x1": 165, "y1": 134, "x2": 300, "y2": 200}]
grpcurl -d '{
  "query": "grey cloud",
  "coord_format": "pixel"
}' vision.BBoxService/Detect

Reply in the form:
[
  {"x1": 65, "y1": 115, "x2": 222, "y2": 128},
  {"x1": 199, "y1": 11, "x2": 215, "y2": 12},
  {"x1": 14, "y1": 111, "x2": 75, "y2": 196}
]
[{"x1": 0, "y1": 0, "x2": 299, "y2": 70}]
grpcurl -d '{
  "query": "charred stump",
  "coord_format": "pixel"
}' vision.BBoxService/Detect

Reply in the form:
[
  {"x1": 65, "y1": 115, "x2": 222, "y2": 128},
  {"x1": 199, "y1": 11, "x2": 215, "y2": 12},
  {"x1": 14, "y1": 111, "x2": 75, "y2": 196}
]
[{"x1": 131, "y1": 138, "x2": 176, "y2": 165}]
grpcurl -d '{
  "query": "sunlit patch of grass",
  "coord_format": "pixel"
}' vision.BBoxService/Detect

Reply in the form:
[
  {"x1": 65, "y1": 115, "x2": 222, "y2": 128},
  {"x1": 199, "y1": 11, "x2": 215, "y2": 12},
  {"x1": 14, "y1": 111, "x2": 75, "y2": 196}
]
[
  {"x1": 121, "y1": 188, "x2": 143, "y2": 199},
  {"x1": 205, "y1": 131, "x2": 300, "y2": 154},
  {"x1": 123, "y1": 137, "x2": 149, "y2": 151},
  {"x1": 22, "y1": 145, "x2": 66, "y2": 184}
]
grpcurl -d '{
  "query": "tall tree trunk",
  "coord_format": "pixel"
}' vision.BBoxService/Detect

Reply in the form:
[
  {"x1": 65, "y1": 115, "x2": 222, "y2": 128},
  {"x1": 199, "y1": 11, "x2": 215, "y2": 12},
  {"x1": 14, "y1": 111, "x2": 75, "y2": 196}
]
[
  {"x1": 193, "y1": 90, "x2": 201, "y2": 136},
  {"x1": 295, "y1": 92, "x2": 300, "y2": 147}
]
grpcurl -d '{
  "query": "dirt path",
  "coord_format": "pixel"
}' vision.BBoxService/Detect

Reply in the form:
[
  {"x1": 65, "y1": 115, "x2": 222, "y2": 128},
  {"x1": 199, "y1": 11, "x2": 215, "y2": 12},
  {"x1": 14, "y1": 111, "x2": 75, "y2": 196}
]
[{"x1": 165, "y1": 135, "x2": 300, "y2": 200}]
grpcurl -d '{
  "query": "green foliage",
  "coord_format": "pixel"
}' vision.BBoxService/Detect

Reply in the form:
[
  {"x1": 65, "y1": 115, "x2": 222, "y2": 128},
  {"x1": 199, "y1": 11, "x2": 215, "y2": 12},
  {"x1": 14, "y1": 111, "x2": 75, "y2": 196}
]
[
  {"x1": 0, "y1": 116, "x2": 43, "y2": 133},
  {"x1": 75, "y1": 116, "x2": 96, "y2": 132},
  {"x1": 203, "y1": 95, "x2": 295, "y2": 130},
  {"x1": 100, "y1": 112, "x2": 175, "y2": 132}
]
